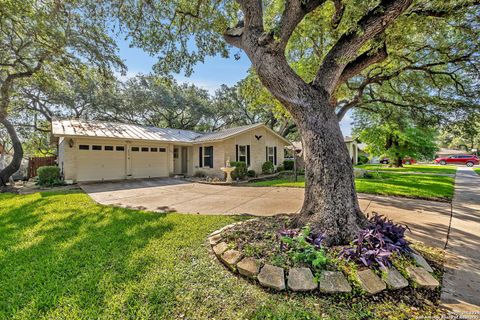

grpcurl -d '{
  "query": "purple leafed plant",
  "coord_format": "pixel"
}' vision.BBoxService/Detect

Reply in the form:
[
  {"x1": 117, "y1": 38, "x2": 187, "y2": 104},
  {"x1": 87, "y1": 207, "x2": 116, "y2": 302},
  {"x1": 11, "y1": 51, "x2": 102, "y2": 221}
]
[{"x1": 340, "y1": 213, "x2": 411, "y2": 269}]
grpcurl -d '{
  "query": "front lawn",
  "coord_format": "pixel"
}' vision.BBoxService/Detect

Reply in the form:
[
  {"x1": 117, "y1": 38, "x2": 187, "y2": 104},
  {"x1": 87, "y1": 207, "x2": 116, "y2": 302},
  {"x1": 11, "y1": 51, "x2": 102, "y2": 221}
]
[
  {"x1": 251, "y1": 173, "x2": 454, "y2": 201},
  {"x1": 354, "y1": 164, "x2": 457, "y2": 175},
  {"x1": 0, "y1": 191, "x2": 442, "y2": 319}
]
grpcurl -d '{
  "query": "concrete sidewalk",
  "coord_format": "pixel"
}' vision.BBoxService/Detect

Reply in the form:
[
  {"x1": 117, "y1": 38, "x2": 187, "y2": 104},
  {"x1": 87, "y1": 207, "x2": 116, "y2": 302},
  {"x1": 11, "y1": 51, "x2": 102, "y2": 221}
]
[
  {"x1": 441, "y1": 167, "x2": 480, "y2": 311},
  {"x1": 81, "y1": 178, "x2": 451, "y2": 248}
]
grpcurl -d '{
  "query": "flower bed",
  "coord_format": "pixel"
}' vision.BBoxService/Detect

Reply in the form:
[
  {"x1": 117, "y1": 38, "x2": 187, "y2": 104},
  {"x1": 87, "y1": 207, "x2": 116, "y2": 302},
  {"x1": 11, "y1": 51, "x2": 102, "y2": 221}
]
[
  {"x1": 208, "y1": 214, "x2": 444, "y2": 299},
  {"x1": 187, "y1": 172, "x2": 280, "y2": 185}
]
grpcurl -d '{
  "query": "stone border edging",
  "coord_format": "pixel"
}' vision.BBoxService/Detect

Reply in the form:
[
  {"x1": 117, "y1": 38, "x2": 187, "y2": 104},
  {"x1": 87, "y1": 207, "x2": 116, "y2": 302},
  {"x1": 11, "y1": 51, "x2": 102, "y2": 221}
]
[{"x1": 208, "y1": 220, "x2": 440, "y2": 295}]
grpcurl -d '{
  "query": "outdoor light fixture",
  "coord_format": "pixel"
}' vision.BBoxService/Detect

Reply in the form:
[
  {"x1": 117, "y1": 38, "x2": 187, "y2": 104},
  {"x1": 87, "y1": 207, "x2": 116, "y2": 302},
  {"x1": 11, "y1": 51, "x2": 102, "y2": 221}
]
[{"x1": 68, "y1": 138, "x2": 74, "y2": 148}]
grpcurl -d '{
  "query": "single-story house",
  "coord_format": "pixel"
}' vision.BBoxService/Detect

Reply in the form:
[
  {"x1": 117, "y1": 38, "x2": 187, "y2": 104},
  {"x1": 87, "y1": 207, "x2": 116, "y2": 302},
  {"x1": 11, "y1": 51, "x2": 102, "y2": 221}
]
[
  {"x1": 52, "y1": 119, "x2": 290, "y2": 182},
  {"x1": 288, "y1": 136, "x2": 359, "y2": 166}
]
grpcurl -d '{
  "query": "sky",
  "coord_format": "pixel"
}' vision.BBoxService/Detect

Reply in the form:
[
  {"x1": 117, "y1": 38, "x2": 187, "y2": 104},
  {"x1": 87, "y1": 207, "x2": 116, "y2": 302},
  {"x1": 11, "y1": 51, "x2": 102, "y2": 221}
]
[{"x1": 115, "y1": 37, "x2": 353, "y2": 136}]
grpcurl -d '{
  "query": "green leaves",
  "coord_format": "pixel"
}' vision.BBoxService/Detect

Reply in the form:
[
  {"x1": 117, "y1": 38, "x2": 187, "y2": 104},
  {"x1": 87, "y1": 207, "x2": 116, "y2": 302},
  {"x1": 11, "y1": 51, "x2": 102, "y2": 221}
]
[{"x1": 281, "y1": 226, "x2": 329, "y2": 270}]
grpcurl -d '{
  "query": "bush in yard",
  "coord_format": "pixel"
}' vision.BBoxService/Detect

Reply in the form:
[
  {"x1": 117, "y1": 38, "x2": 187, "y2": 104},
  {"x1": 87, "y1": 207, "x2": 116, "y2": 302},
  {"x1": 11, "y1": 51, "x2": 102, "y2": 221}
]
[
  {"x1": 230, "y1": 161, "x2": 247, "y2": 180},
  {"x1": 276, "y1": 164, "x2": 284, "y2": 172},
  {"x1": 247, "y1": 169, "x2": 256, "y2": 177},
  {"x1": 357, "y1": 155, "x2": 369, "y2": 165},
  {"x1": 262, "y1": 161, "x2": 274, "y2": 174},
  {"x1": 283, "y1": 160, "x2": 294, "y2": 171},
  {"x1": 37, "y1": 166, "x2": 62, "y2": 186}
]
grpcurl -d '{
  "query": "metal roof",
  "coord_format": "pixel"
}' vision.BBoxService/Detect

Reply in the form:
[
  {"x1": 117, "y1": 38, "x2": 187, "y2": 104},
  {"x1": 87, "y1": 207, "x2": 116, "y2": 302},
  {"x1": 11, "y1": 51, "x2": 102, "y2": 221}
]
[
  {"x1": 193, "y1": 123, "x2": 264, "y2": 142},
  {"x1": 52, "y1": 119, "x2": 202, "y2": 143},
  {"x1": 52, "y1": 120, "x2": 290, "y2": 144}
]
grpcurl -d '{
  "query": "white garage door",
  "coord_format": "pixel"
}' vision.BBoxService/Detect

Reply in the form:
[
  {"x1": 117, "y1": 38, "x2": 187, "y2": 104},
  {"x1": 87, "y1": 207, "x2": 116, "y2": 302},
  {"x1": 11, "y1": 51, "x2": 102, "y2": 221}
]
[
  {"x1": 130, "y1": 146, "x2": 169, "y2": 178},
  {"x1": 76, "y1": 144, "x2": 126, "y2": 182}
]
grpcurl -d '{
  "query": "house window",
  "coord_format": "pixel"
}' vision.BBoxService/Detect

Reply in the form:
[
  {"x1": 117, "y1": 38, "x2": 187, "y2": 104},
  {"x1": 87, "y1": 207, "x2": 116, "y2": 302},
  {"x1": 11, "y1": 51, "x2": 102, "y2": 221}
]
[
  {"x1": 236, "y1": 145, "x2": 250, "y2": 165},
  {"x1": 159, "y1": 147, "x2": 166, "y2": 152},
  {"x1": 150, "y1": 147, "x2": 158, "y2": 152},
  {"x1": 266, "y1": 146, "x2": 277, "y2": 165},
  {"x1": 92, "y1": 145, "x2": 102, "y2": 151},
  {"x1": 141, "y1": 147, "x2": 149, "y2": 152},
  {"x1": 239, "y1": 145, "x2": 247, "y2": 163},
  {"x1": 203, "y1": 146, "x2": 213, "y2": 168},
  {"x1": 131, "y1": 147, "x2": 139, "y2": 152},
  {"x1": 174, "y1": 148, "x2": 179, "y2": 159},
  {"x1": 116, "y1": 146, "x2": 125, "y2": 151},
  {"x1": 79, "y1": 145, "x2": 89, "y2": 150},
  {"x1": 267, "y1": 147, "x2": 275, "y2": 163},
  {"x1": 104, "y1": 146, "x2": 114, "y2": 151}
]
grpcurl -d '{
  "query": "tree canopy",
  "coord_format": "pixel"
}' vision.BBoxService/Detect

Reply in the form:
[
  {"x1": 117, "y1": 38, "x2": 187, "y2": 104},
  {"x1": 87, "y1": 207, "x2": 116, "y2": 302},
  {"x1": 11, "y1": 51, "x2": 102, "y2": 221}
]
[{"x1": 353, "y1": 106, "x2": 439, "y2": 165}]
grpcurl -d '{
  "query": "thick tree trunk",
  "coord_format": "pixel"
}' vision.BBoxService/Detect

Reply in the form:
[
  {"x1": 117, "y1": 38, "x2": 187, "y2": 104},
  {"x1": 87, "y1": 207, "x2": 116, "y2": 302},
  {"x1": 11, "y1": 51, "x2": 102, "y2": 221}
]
[
  {"x1": 395, "y1": 156, "x2": 403, "y2": 168},
  {"x1": 0, "y1": 118, "x2": 23, "y2": 186},
  {"x1": 292, "y1": 104, "x2": 368, "y2": 245},
  {"x1": 240, "y1": 44, "x2": 368, "y2": 245}
]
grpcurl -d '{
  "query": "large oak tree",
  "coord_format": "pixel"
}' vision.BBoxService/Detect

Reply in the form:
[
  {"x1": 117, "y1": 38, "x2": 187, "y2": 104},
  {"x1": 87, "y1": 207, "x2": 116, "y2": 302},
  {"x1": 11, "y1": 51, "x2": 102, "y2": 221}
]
[{"x1": 88, "y1": 0, "x2": 480, "y2": 244}]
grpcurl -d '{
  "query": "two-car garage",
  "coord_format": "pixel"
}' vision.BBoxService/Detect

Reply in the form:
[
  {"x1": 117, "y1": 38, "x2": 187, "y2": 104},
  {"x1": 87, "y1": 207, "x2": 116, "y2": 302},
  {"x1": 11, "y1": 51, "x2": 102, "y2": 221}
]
[{"x1": 73, "y1": 141, "x2": 169, "y2": 182}]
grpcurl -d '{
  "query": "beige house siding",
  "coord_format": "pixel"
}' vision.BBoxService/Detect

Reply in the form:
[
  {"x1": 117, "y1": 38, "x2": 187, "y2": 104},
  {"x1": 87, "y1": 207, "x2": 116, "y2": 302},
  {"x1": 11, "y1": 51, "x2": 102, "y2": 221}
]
[
  {"x1": 190, "y1": 127, "x2": 288, "y2": 177},
  {"x1": 58, "y1": 137, "x2": 77, "y2": 180},
  {"x1": 191, "y1": 141, "x2": 226, "y2": 178}
]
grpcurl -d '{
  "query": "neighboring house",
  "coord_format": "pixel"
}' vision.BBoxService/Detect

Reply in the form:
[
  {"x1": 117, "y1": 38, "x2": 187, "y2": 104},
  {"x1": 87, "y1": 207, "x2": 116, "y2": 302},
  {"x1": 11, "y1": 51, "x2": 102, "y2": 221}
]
[
  {"x1": 52, "y1": 119, "x2": 290, "y2": 182},
  {"x1": 289, "y1": 136, "x2": 359, "y2": 167}
]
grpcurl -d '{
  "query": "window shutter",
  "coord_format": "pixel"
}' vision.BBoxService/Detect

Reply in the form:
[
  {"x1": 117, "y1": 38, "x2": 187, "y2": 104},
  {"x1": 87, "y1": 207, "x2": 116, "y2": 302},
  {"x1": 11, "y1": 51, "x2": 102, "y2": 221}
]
[
  {"x1": 199, "y1": 147, "x2": 203, "y2": 167},
  {"x1": 210, "y1": 146, "x2": 214, "y2": 168},
  {"x1": 235, "y1": 144, "x2": 239, "y2": 162},
  {"x1": 266, "y1": 146, "x2": 268, "y2": 161},
  {"x1": 274, "y1": 146, "x2": 277, "y2": 165},
  {"x1": 246, "y1": 145, "x2": 250, "y2": 166}
]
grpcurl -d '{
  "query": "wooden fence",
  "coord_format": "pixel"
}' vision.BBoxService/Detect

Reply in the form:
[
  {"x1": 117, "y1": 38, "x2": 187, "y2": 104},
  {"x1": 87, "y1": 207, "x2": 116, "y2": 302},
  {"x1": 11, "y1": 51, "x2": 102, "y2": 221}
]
[{"x1": 28, "y1": 156, "x2": 57, "y2": 178}]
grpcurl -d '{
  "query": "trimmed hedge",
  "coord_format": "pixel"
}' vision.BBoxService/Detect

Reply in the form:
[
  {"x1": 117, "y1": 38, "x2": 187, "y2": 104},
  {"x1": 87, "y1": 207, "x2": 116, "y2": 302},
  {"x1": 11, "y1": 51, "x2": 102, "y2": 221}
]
[{"x1": 37, "y1": 166, "x2": 62, "y2": 186}]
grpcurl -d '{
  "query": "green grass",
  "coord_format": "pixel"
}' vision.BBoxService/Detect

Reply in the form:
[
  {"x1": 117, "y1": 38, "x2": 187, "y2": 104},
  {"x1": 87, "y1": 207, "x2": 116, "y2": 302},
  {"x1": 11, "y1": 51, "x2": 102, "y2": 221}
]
[
  {"x1": 474, "y1": 168, "x2": 480, "y2": 176},
  {"x1": 0, "y1": 191, "x2": 442, "y2": 319},
  {"x1": 354, "y1": 164, "x2": 457, "y2": 174},
  {"x1": 252, "y1": 173, "x2": 454, "y2": 201}
]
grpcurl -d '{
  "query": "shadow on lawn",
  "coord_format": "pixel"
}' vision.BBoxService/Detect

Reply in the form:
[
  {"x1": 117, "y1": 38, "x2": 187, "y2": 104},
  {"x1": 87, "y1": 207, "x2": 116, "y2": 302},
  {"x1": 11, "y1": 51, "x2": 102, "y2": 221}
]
[{"x1": 0, "y1": 191, "x2": 177, "y2": 318}]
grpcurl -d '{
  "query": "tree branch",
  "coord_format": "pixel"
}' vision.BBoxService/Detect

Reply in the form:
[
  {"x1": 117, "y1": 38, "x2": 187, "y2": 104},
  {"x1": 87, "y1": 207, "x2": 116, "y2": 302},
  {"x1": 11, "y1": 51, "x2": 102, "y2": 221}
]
[
  {"x1": 278, "y1": 0, "x2": 326, "y2": 49},
  {"x1": 408, "y1": 0, "x2": 480, "y2": 17},
  {"x1": 338, "y1": 43, "x2": 388, "y2": 85},
  {"x1": 331, "y1": 0, "x2": 345, "y2": 28},
  {"x1": 336, "y1": 99, "x2": 358, "y2": 121},
  {"x1": 313, "y1": 0, "x2": 413, "y2": 94},
  {"x1": 241, "y1": 0, "x2": 264, "y2": 30}
]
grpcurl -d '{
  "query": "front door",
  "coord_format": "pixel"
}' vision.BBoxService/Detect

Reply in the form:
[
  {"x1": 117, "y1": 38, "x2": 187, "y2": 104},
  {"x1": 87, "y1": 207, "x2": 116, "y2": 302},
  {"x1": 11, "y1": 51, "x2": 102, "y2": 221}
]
[{"x1": 181, "y1": 147, "x2": 188, "y2": 173}]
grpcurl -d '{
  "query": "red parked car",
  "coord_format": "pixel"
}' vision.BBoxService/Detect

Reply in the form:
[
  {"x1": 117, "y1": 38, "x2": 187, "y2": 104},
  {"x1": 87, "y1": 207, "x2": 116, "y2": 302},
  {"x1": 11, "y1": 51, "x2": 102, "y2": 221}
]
[{"x1": 434, "y1": 154, "x2": 479, "y2": 167}]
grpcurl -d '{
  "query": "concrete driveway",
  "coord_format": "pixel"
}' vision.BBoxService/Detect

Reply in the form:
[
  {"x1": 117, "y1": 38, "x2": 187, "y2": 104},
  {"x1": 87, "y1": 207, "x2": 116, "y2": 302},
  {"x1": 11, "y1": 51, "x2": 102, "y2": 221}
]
[{"x1": 81, "y1": 178, "x2": 452, "y2": 248}]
